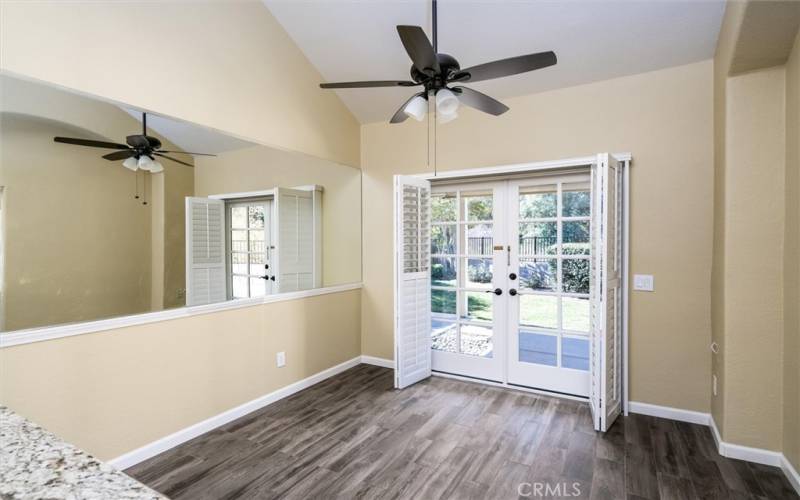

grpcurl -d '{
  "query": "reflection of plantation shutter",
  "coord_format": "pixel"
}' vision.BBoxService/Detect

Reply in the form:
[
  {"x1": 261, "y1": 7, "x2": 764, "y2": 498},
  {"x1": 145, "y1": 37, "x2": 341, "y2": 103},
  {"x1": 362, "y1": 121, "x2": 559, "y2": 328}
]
[
  {"x1": 590, "y1": 153, "x2": 623, "y2": 432},
  {"x1": 275, "y1": 187, "x2": 314, "y2": 293},
  {"x1": 185, "y1": 197, "x2": 226, "y2": 306},
  {"x1": 394, "y1": 175, "x2": 432, "y2": 389}
]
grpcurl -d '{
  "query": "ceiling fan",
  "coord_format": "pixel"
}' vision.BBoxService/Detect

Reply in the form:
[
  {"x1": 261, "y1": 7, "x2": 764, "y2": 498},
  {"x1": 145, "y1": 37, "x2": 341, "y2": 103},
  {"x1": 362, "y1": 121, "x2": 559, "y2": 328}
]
[
  {"x1": 53, "y1": 112, "x2": 216, "y2": 173},
  {"x1": 319, "y1": 0, "x2": 557, "y2": 123}
]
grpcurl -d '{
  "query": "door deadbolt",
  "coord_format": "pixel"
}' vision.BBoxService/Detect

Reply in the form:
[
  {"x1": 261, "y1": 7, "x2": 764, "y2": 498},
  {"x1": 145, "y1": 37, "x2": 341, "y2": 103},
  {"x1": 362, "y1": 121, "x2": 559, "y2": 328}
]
[{"x1": 509, "y1": 273, "x2": 517, "y2": 280}]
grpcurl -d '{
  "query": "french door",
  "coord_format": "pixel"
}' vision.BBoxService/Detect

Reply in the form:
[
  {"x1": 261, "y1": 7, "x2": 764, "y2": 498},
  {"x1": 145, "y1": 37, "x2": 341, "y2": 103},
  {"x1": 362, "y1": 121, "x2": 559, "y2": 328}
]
[
  {"x1": 430, "y1": 174, "x2": 592, "y2": 396},
  {"x1": 430, "y1": 182, "x2": 507, "y2": 382},
  {"x1": 507, "y1": 175, "x2": 592, "y2": 397},
  {"x1": 227, "y1": 199, "x2": 274, "y2": 299}
]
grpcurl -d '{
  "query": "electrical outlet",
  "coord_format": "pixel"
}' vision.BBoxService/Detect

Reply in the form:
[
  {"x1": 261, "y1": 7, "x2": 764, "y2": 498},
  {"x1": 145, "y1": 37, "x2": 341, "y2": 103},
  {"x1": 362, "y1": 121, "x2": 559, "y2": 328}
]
[
  {"x1": 633, "y1": 274, "x2": 654, "y2": 292},
  {"x1": 713, "y1": 374, "x2": 718, "y2": 396},
  {"x1": 276, "y1": 351, "x2": 286, "y2": 368}
]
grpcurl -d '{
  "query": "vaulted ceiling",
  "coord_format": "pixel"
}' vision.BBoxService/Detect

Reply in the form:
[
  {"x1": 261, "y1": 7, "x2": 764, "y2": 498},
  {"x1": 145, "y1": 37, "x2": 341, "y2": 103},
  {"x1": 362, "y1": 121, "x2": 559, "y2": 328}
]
[{"x1": 264, "y1": 0, "x2": 725, "y2": 124}]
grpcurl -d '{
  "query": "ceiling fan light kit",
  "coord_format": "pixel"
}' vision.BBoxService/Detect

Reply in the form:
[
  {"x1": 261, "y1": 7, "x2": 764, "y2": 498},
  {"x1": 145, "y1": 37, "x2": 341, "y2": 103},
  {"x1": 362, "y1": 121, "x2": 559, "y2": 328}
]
[
  {"x1": 318, "y1": 0, "x2": 556, "y2": 124},
  {"x1": 403, "y1": 94, "x2": 428, "y2": 121}
]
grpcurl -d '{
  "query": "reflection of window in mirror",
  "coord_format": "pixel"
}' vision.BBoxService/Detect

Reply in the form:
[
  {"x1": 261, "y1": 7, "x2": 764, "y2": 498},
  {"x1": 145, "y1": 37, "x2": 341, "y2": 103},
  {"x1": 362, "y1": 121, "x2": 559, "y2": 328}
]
[
  {"x1": 227, "y1": 199, "x2": 274, "y2": 299},
  {"x1": 186, "y1": 187, "x2": 322, "y2": 306}
]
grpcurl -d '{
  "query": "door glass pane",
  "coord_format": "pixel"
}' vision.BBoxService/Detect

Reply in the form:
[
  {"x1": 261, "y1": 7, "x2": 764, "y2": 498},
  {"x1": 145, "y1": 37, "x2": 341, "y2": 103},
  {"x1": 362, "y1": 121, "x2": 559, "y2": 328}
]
[
  {"x1": 431, "y1": 257, "x2": 456, "y2": 287},
  {"x1": 249, "y1": 253, "x2": 265, "y2": 275},
  {"x1": 519, "y1": 222, "x2": 557, "y2": 255},
  {"x1": 562, "y1": 258, "x2": 590, "y2": 294},
  {"x1": 465, "y1": 224, "x2": 492, "y2": 255},
  {"x1": 431, "y1": 224, "x2": 456, "y2": 254},
  {"x1": 431, "y1": 319, "x2": 457, "y2": 352},
  {"x1": 563, "y1": 221, "x2": 590, "y2": 255},
  {"x1": 520, "y1": 294, "x2": 558, "y2": 329},
  {"x1": 232, "y1": 275, "x2": 248, "y2": 299},
  {"x1": 231, "y1": 252, "x2": 248, "y2": 275},
  {"x1": 463, "y1": 193, "x2": 493, "y2": 221},
  {"x1": 249, "y1": 230, "x2": 265, "y2": 253},
  {"x1": 460, "y1": 324, "x2": 493, "y2": 358},
  {"x1": 431, "y1": 289, "x2": 456, "y2": 315},
  {"x1": 432, "y1": 193, "x2": 457, "y2": 222},
  {"x1": 248, "y1": 206, "x2": 265, "y2": 228},
  {"x1": 520, "y1": 258, "x2": 557, "y2": 292},
  {"x1": 562, "y1": 182, "x2": 591, "y2": 217},
  {"x1": 562, "y1": 337, "x2": 589, "y2": 370},
  {"x1": 563, "y1": 297, "x2": 590, "y2": 332},
  {"x1": 465, "y1": 258, "x2": 493, "y2": 289},
  {"x1": 250, "y1": 277, "x2": 266, "y2": 297},
  {"x1": 519, "y1": 185, "x2": 557, "y2": 219},
  {"x1": 464, "y1": 291, "x2": 492, "y2": 321},
  {"x1": 231, "y1": 230, "x2": 248, "y2": 252},
  {"x1": 519, "y1": 331, "x2": 557, "y2": 366},
  {"x1": 231, "y1": 207, "x2": 247, "y2": 228}
]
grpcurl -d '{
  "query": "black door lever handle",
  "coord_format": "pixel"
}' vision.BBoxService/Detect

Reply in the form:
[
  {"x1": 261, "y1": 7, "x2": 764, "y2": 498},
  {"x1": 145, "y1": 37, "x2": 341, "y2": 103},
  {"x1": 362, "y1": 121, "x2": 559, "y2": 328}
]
[
  {"x1": 509, "y1": 289, "x2": 518, "y2": 296},
  {"x1": 485, "y1": 288, "x2": 503, "y2": 296}
]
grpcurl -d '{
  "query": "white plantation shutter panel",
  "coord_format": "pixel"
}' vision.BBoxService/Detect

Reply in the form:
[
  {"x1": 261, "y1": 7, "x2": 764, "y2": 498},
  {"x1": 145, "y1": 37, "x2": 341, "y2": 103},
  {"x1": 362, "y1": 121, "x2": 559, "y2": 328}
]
[
  {"x1": 275, "y1": 188, "x2": 314, "y2": 293},
  {"x1": 590, "y1": 153, "x2": 623, "y2": 432},
  {"x1": 185, "y1": 197, "x2": 226, "y2": 306},
  {"x1": 394, "y1": 175, "x2": 432, "y2": 389}
]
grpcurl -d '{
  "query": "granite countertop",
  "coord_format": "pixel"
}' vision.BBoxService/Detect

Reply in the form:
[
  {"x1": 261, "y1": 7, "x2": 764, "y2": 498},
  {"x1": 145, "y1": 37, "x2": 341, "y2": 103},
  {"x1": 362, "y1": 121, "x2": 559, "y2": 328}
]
[{"x1": 0, "y1": 406, "x2": 165, "y2": 500}]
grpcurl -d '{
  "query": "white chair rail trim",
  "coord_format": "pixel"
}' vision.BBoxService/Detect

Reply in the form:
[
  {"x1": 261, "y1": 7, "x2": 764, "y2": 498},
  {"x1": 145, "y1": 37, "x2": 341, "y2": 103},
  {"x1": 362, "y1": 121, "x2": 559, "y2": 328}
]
[{"x1": 0, "y1": 282, "x2": 362, "y2": 349}]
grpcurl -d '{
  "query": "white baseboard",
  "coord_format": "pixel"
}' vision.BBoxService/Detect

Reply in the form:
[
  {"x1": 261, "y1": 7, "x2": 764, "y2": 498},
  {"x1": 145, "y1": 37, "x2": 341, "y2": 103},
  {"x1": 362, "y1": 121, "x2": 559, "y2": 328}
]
[
  {"x1": 108, "y1": 356, "x2": 363, "y2": 470},
  {"x1": 360, "y1": 355, "x2": 394, "y2": 368},
  {"x1": 781, "y1": 454, "x2": 800, "y2": 496},
  {"x1": 709, "y1": 416, "x2": 782, "y2": 467},
  {"x1": 628, "y1": 401, "x2": 711, "y2": 425}
]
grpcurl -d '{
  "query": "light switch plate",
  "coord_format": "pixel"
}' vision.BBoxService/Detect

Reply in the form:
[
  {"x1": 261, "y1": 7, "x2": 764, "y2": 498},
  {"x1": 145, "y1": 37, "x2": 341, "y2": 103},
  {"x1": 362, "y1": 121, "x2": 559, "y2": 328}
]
[
  {"x1": 276, "y1": 351, "x2": 286, "y2": 367},
  {"x1": 633, "y1": 274, "x2": 654, "y2": 292}
]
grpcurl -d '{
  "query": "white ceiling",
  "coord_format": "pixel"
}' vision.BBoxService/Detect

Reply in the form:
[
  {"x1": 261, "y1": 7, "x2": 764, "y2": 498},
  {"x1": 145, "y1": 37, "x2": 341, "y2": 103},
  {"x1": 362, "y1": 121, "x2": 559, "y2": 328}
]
[
  {"x1": 265, "y1": 0, "x2": 725, "y2": 124},
  {"x1": 121, "y1": 108, "x2": 255, "y2": 155}
]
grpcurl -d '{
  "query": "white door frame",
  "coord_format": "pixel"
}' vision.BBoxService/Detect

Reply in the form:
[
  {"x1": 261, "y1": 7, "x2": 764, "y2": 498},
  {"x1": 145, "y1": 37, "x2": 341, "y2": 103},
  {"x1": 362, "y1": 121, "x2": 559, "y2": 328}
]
[{"x1": 412, "y1": 153, "x2": 632, "y2": 414}]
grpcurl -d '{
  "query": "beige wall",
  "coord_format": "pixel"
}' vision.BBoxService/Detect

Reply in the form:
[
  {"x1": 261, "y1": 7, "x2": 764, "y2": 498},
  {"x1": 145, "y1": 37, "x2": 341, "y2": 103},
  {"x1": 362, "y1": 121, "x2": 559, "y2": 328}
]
[
  {"x1": 0, "y1": 0, "x2": 360, "y2": 168},
  {"x1": 195, "y1": 145, "x2": 362, "y2": 287},
  {"x1": 711, "y1": 0, "x2": 747, "y2": 438},
  {"x1": 784, "y1": 29, "x2": 800, "y2": 472},
  {"x1": 723, "y1": 67, "x2": 786, "y2": 451},
  {"x1": 0, "y1": 115, "x2": 152, "y2": 330},
  {"x1": 0, "y1": 289, "x2": 361, "y2": 460},
  {"x1": 361, "y1": 60, "x2": 714, "y2": 412}
]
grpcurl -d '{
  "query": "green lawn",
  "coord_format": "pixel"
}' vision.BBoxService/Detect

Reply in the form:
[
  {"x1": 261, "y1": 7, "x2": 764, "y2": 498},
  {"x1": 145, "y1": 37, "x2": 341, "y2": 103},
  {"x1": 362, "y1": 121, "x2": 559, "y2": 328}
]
[{"x1": 432, "y1": 291, "x2": 589, "y2": 332}]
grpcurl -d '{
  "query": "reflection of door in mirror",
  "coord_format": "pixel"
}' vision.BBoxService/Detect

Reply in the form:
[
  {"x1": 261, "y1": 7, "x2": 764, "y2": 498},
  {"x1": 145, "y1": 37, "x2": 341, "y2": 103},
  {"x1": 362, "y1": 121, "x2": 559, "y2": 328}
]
[{"x1": 228, "y1": 199, "x2": 273, "y2": 299}]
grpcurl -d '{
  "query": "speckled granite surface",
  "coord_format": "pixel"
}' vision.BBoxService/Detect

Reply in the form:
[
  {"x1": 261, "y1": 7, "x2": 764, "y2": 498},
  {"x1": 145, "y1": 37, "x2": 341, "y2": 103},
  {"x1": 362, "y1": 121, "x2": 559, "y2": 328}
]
[{"x1": 0, "y1": 406, "x2": 165, "y2": 499}]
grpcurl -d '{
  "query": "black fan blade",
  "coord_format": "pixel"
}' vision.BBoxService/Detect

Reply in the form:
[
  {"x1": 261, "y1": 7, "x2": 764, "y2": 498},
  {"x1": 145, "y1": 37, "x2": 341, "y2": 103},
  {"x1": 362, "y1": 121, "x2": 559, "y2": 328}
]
[
  {"x1": 320, "y1": 80, "x2": 418, "y2": 89},
  {"x1": 154, "y1": 153, "x2": 193, "y2": 167},
  {"x1": 126, "y1": 135, "x2": 150, "y2": 148},
  {"x1": 397, "y1": 25, "x2": 440, "y2": 75},
  {"x1": 102, "y1": 150, "x2": 136, "y2": 161},
  {"x1": 158, "y1": 150, "x2": 217, "y2": 157},
  {"x1": 452, "y1": 87, "x2": 509, "y2": 116},
  {"x1": 390, "y1": 92, "x2": 426, "y2": 124},
  {"x1": 54, "y1": 137, "x2": 129, "y2": 150},
  {"x1": 145, "y1": 136, "x2": 162, "y2": 150},
  {"x1": 455, "y1": 51, "x2": 557, "y2": 83}
]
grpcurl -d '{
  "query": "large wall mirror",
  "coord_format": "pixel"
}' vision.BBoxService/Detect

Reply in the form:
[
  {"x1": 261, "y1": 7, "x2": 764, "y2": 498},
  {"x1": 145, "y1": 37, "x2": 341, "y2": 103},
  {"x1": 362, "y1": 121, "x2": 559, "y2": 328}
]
[{"x1": 0, "y1": 75, "x2": 362, "y2": 333}]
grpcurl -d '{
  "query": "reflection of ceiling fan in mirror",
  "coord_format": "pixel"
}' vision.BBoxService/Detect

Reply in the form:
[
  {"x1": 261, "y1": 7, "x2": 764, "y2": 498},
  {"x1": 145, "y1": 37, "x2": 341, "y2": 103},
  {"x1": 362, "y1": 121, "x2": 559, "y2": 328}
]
[
  {"x1": 53, "y1": 112, "x2": 216, "y2": 173},
  {"x1": 318, "y1": 0, "x2": 557, "y2": 123}
]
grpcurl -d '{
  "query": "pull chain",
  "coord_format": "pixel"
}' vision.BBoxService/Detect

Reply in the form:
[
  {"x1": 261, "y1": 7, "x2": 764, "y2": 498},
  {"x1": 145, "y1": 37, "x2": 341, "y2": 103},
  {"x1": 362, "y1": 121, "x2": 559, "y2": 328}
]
[
  {"x1": 135, "y1": 169, "x2": 140, "y2": 200},
  {"x1": 142, "y1": 173, "x2": 148, "y2": 206}
]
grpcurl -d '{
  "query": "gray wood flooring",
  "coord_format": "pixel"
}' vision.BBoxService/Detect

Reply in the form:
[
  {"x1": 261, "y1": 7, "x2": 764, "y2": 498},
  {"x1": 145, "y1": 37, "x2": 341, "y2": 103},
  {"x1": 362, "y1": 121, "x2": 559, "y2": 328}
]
[{"x1": 126, "y1": 364, "x2": 798, "y2": 499}]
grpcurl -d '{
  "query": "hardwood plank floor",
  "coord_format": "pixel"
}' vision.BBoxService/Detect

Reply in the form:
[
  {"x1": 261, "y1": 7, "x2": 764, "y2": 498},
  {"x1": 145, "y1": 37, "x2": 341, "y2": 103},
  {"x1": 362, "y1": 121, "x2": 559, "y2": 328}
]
[{"x1": 126, "y1": 365, "x2": 798, "y2": 500}]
